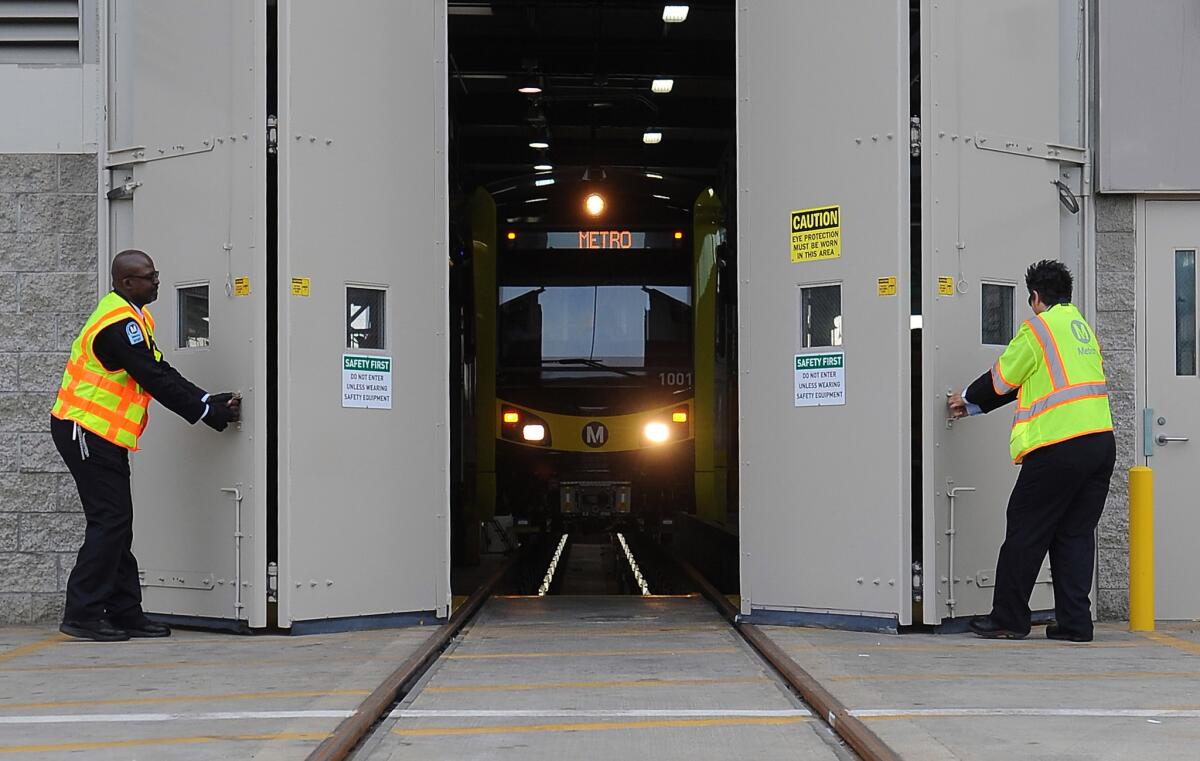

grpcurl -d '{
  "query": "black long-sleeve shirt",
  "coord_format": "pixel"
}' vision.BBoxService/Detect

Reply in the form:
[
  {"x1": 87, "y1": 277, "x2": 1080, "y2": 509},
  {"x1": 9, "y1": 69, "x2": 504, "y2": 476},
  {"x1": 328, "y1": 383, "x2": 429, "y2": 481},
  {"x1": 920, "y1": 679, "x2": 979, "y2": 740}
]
[
  {"x1": 91, "y1": 303, "x2": 209, "y2": 424},
  {"x1": 964, "y1": 370, "x2": 1019, "y2": 414}
]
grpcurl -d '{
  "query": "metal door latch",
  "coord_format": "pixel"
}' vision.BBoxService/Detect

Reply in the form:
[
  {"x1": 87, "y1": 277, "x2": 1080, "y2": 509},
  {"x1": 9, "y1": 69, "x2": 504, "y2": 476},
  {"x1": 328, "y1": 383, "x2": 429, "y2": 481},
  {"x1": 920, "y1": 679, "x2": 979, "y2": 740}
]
[{"x1": 1156, "y1": 434, "x2": 1189, "y2": 445}]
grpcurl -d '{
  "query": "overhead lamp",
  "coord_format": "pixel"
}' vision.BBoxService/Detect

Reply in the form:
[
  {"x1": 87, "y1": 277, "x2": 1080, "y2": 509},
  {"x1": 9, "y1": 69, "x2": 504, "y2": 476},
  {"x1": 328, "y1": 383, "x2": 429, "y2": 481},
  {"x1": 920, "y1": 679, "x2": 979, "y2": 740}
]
[
  {"x1": 525, "y1": 197, "x2": 548, "y2": 204},
  {"x1": 643, "y1": 131, "x2": 663, "y2": 145},
  {"x1": 534, "y1": 177, "x2": 555, "y2": 187},
  {"x1": 518, "y1": 82, "x2": 543, "y2": 95},
  {"x1": 529, "y1": 140, "x2": 550, "y2": 149},
  {"x1": 652, "y1": 194, "x2": 670, "y2": 200},
  {"x1": 662, "y1": 5, "x2": 689, "y2": 23},
  {"x1": 585, "y1": 193, "x2": 605, "y2": 216},
  {"x1": 645, "y1": 171, "x2": 664, "y2": 179},
  {"x1": 651, "y1": 78, "x2": 674, "y2": 94},
  {"x1": 533, "y1": 163, "x2": 553, "y2": 171}
]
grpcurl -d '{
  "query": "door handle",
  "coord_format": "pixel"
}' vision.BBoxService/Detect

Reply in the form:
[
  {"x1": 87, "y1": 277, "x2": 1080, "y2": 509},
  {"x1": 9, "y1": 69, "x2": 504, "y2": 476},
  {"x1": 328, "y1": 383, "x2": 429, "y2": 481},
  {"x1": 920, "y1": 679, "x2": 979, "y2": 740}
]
[{"x1": 1156, "y1": 434, "x2": 1190, "y2": 445}]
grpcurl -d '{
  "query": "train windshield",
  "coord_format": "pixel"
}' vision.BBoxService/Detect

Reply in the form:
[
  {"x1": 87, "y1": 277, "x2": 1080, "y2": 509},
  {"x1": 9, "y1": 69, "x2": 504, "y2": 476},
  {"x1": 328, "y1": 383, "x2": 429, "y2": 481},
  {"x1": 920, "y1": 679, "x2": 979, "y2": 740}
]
[{"x1": 498, "y1": 284, "x2": 692, "y2": 374}]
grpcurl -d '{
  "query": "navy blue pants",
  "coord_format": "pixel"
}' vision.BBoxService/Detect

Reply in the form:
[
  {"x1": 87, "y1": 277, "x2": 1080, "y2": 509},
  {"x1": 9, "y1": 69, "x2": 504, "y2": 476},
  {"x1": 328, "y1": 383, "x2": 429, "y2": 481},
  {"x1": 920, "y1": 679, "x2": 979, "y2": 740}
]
[
  {"x1": 52, "y1": 415, "x2": 144, "y2": 622},
  {"x1": 990, "y1": 431, "x2": 1116, "y2": 637}
]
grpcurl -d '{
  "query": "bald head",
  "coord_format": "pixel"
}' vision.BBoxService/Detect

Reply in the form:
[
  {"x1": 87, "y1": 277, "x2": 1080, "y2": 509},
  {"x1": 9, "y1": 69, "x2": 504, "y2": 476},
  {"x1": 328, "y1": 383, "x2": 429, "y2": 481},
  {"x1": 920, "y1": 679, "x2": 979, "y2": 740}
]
[{"x1": 111, "y1": 249, "x2": 159, "y2": 306}]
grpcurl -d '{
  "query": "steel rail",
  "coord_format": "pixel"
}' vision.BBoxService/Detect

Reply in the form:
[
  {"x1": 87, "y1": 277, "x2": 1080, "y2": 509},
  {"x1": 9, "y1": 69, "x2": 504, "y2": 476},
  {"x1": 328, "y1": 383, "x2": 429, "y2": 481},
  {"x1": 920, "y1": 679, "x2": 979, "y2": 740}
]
[
  {"x1": 672, "y1": 553, "x2": 905, "y2": 761},
  {"x1": 306, "y1": 554, "x2": 518, "y2": 761}
]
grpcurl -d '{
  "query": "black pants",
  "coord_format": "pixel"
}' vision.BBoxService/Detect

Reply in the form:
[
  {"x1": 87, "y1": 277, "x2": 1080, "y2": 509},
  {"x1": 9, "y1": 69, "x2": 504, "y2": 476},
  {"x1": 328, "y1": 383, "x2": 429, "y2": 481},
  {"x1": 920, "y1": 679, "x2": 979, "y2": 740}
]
[
  {"x1": 52, "y1": 415, "x2": 143, "y2": 622},
  {"x1": 990, "y1": 430, "x2": 1116, "y2": 636}
]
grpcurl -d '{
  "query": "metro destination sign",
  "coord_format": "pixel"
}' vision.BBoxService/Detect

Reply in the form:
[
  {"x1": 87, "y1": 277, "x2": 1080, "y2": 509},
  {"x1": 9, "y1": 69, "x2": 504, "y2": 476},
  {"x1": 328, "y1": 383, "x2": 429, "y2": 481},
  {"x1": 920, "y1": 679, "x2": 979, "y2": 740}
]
[{"x1": 513, "y1": 230, "x2": 684, "y2": 250}]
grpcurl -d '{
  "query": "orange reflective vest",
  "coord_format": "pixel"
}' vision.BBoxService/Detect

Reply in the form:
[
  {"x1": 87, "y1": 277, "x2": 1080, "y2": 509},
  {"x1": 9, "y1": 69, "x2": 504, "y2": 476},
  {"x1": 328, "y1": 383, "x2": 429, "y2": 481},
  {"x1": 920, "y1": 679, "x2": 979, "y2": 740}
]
[
  {"x1": 51, "y1": 292, "x2": 160, "y2": 451},
  {"x1": 990, "y1": 303, "x2": 1113, "y2": 463}
]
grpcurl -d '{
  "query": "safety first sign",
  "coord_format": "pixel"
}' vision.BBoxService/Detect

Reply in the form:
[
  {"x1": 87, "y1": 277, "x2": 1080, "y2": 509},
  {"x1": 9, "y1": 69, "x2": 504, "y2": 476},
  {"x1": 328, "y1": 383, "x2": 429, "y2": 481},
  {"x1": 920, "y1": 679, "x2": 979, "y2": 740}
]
[
  {"x1": 790, "y1": 205, "x2": 841, "y2": 263},
  {"x1": 794, "y1": 352, "x2": 845, "y2": 407}
]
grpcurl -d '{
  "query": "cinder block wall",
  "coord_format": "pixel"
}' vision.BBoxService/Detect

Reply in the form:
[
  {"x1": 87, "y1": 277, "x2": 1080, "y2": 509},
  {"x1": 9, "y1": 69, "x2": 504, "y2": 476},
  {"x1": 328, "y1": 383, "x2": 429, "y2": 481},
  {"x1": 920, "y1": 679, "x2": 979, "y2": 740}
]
[
  {"x1": 0, "y1": 154, "x2": 98, "y2": 624},
  {"x1": 1094, "y1": 194, "x2": 1137, "y2": 620}
]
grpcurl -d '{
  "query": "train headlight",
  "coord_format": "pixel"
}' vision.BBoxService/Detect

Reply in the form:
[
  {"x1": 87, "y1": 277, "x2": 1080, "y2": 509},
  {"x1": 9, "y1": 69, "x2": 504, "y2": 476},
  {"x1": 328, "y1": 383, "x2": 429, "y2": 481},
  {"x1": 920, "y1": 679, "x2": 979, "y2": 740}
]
[
  {"x1": 584, "y1": 193, "x2": 605, "y2": 216},
  {"x1": 522, "y1": 424, "x2": 547, "y2": 442},
  {"x1": 643, "y1": 421, "x2": 670, "y2": 444}
]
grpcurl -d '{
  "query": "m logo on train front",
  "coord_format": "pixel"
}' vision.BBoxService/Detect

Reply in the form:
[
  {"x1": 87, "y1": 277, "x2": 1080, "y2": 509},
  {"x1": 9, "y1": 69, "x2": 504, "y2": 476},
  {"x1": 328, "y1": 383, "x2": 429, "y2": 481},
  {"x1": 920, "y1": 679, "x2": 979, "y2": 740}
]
[
  {"x1": 790, "y1": 205, "x2": 841, "y2": 263},
  {"x1": 583, "y1": 421, "x2": 608, "y2": 448}
]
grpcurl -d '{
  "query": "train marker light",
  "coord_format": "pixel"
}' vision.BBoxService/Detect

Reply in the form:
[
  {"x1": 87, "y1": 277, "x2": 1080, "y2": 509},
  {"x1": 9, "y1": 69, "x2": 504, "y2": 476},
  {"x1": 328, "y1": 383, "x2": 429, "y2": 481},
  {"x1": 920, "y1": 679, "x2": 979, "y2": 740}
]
[
  {"x1": 672, "y1": 411, "x2": 688, "y2": 423},
  {"x1": 585, "y1": 193, "x2": 605, "y2": 216},
  {"x1": 662, "y1": 5, "x2": 689, "y2": 23},
  {"x1": 644, "y1": 421, "x2": 670, "y2": 443},
  {"x1": 674, "y1": 231, "x2": 684, "y2": 239},
  {"x1": 642, "y1": 131, "x2": 663, "y2": 145},
  {"x1": 506, "y1": 231, "x2": 517, "y2": 240},
  {"x1": 522, "y1": 424, "x2": 546, "y2": 442},
  {"x1": 651, "y1": 78, "x2": 674, "y2": 94},
  {"x1": 503, "y1": 410, "x2": 520, "y2": 423}
]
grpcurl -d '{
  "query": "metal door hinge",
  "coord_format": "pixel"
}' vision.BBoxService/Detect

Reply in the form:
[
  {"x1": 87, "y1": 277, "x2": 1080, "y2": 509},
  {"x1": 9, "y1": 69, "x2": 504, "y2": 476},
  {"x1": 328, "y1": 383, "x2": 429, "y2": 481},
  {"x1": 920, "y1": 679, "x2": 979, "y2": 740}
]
[
  {"x1": 909, "y1": 116, "x2": 921, "y2": 158},
  {"x1": 267, "y1": 115, "x2": 278, "y2": 155},
  {"x1": 267, "y1": 561, "x2": 279, "y2": 602}
]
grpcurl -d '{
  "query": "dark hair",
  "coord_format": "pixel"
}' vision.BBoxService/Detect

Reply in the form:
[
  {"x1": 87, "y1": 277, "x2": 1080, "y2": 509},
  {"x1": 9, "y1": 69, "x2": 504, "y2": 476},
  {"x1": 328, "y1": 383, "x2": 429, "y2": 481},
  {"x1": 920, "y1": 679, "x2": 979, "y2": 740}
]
[{"x1": 1025, "y1": 259, "x2": 1073, "y2": 305}]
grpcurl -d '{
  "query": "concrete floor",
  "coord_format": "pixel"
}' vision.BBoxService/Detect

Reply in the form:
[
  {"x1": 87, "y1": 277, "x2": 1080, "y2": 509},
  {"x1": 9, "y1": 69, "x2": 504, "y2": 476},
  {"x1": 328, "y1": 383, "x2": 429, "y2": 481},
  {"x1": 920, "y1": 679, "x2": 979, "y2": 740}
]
[
  {"x1": 763, "y1": 620, "x2": 1200, "y2": 761},
  {"x1": 0, "y1": 623, "x2": 434, "y2": 759},
  {"x1": 358, "y1": 596, "x2": 855, "y2": 761}
]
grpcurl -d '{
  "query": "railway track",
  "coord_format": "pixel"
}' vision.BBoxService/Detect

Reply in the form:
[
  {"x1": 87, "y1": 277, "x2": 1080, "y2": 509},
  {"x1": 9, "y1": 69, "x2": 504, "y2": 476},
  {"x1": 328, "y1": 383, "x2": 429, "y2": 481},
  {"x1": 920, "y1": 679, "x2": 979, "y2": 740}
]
[{"x1": 306, "y1": 532, "x2": 902, "y2": 761}]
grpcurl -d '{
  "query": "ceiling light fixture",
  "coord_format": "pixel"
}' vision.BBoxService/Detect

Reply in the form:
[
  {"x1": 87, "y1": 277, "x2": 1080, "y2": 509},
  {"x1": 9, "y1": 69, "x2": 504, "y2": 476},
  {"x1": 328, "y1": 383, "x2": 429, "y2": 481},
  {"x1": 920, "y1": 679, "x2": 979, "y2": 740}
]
[
  {"x1": 533, "y1": 164, "x2": 553, "y2": 171},
  {"x1": 662, "y1": 5, "x2": 689, "y2": 23},
  {"x1": 651, "y1": 78, "x2": 674, "y2": 94},
  {"x1": 529, "y1": 140, "x2": 550, "y2": 149},
  {"x1": 652, "y1": 194, "x2": 670, "y2": 200},
  {"x1": 645, "y1": 172, "x2": 664, "y2": 179},
  {"x1": 534, "y1": 178, "x2": 555, "y2": 187},
  {"x1": 518, "y1": 82, "x2": 543, "y2": 95},
  {"x1": 642, "y1": 131, "x2": 663, "y2": 145},
  {"x1": 525, "y1": 197, "x2": 548, "y2": 204}
]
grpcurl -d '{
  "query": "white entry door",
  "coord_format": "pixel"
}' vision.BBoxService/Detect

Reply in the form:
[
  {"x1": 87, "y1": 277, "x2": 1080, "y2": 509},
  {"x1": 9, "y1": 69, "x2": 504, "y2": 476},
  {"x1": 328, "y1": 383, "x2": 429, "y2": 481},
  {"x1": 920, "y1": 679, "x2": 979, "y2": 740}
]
[
  {"x1": 1144, "y1": 200, "x2": 1200, "y2": 619},
  {"x1": 109, "y1": 0, "x2": 269, "y2": 626}
]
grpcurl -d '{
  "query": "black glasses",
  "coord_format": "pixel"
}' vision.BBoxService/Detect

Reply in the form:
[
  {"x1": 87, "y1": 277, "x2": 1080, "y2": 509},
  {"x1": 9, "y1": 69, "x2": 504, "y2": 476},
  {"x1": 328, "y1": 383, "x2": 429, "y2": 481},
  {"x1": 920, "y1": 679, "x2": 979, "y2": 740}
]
[{"x1": 128, "y1": 271, "x2": 160, "y2": 282}]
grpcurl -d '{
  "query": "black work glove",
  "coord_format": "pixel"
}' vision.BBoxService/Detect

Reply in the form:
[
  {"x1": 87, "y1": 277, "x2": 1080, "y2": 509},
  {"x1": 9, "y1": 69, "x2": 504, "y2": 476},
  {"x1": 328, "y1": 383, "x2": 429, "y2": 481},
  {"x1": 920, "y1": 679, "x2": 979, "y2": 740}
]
[
  {"x1": 203, "y1": 401, "x2": 237, "y2": 432},
  {"x1": 207, "y1": 392, "x2": 242, "y2": 421}
]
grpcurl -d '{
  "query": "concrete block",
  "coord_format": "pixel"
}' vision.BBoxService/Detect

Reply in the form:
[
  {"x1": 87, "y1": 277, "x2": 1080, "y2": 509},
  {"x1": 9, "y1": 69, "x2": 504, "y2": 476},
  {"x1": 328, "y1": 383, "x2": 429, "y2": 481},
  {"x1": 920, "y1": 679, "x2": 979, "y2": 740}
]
[
  {"x1": 1095, "y1": 194, "x2": 1135, "y2": 233},
  {"x1": 19, "y1": 352, "x2": 67, "y2": 392},
  {"x1": 0, "y1": 194, "x2": 15, "y2": 232},
  {"x1": 1096, "y1": 588, "x2": 1129, "y2": 621},
  {"x1": 18, "y1": 271, "x2": 97, "y2": 314},
  {"x1": 1096, "y1": 270, "x2": 1136, "y2": 312},
  {"x1": 0, "y1": 313, "x2": 47, "y2": 351},
  {"x1": 56, "y1": 552, "x2": 74, "y2": 591},
  {"x1": 59, "y1": 233, "x2": 98, "y2": 272},
  {"x1": 0, "y1": 393, "x2": 53, "y2": 432},
  {"x1": 0, "y1": 472, "x2": 58, "y2": 513},
  {"x1": 1113, "y1": 424, "x2": 1137, "y2": 472},
  {"x1": 1103, "y1": 350, "x2": 1135, "y2": 399},
  {"x1": 0, "y1": 514, "x2": 16, "y2": 550},
  {"x1": 1097, "y1": 546, "x2": 1129, "y2": 589},
  {"x1": 0, "y1": 353, "x2": 15, "y2": 391},
  {"x1": 0, "y1": 273, "x2": 13, "y2": 311},
  {"x1": 17, "y1": 194, "x2": 96, "y2": 234},
  {"x1": 0, "y1": 593, "x2": 32, "y2": 624},
  {"x1": 1098, "y1": 504, "x2": 1129, "y2": 550},
  {"x1": 30, "y1": 591, "x2": 64, "y2": 622},
  {"x1": 1096, "y1": 232, "x2": 1136, "y2": 273},
  {"x1": 56, "y1": 313, "x2": 90, "y2": 350},
  {"x1": 0, "y1": 155, "x2": 58, "y2": 193},
  {"x1": 0, "y1": 433, "x2": 16, "y2": 471},
  {"x1": 57, "y1": 154, "x2": 97, "y2": 193},
  {"x1": 57, "y1": 474, "x2": 81, "y2": 512},
  {"x1": 20, "y1": 432, "x2": 67, "y2": 473},
  {"x1": 1096, "y1": 311, "x2": 1136, "y2": 352},
  {"x1": 19, "y1": 512, "x2": 84, "y2": 552},
  {"x1": 0, "y1": 233, "x2": 58, "y2": 272},
  {"x1": 0, "y1": 552, "x2": 58, "y2": 592}
]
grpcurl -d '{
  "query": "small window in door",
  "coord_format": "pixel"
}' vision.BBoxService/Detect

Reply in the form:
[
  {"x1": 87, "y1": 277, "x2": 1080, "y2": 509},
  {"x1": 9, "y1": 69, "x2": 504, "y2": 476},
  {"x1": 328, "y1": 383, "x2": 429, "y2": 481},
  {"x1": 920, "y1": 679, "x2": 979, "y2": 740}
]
[
  {"x1": 1177, "y1": 250, "x2": 1197, "y2": 376},
  {"x1": 799, "y1": 284, "x2": 842, "y2": 348},
  {"x1": 347, "y1": 286, "x2": 386, "y2": 349},
  {"x1": 981, "y1": 283, "x2": 1015, "y2": 345},
  {"x1": 177, "y1": 285, "x2": 210, "y2": 349}
]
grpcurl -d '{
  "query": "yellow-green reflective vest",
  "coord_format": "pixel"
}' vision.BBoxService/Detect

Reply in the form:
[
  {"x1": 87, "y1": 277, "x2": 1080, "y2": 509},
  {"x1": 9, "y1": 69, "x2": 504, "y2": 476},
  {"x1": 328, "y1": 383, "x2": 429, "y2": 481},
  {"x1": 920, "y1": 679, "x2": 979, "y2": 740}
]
[
  {"x1": 51, "y1": 292, "x2": 161, "y2": 451},
  {"x1": 990, "y1": 303, "x2": 1112, "y2": 463}
]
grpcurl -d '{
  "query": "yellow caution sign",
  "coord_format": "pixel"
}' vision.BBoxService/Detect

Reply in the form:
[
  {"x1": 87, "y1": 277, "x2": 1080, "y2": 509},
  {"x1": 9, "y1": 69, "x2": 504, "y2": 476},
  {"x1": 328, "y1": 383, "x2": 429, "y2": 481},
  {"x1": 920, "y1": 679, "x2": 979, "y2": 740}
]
[
  {"x1": 877, "y1": 276, "x2": 897, "y2": 296},
  {"x1": 291, "y1": 276, "x2": 311, "y2": 297},
  {"x1": 937, "y1": 276, "x2": 955, "y2": 296},
  {"x1": 790, "y1": 205, "x2": 841, "y2": 263},
  {"x1": 233, "y1": 276, "x2": 251, "y2": 297}
]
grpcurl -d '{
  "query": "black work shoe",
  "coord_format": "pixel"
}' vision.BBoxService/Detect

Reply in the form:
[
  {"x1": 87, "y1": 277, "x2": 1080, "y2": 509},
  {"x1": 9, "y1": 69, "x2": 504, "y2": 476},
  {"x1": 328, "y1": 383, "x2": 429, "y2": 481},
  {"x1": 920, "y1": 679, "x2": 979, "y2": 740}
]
[
  {"x1": 112, "y1": 614, "x2": 171, "y2": 638},
  {"x1": 1046, "y1": 624, "x2": 1092, "y2": 643},
  {"x1": 968, "y1": 616, "x2": 1027, "y2": 639},
  {"x1": 60, "y1": 619, "x2": 130, "y2": 642}
]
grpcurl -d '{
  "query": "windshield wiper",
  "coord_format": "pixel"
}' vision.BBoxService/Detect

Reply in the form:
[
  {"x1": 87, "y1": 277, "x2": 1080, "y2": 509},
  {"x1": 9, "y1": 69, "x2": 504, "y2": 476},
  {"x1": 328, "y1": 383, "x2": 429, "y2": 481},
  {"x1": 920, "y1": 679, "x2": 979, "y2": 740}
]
[{"x1": 548, "y1": 358, "x2": 639, "y2": 378}]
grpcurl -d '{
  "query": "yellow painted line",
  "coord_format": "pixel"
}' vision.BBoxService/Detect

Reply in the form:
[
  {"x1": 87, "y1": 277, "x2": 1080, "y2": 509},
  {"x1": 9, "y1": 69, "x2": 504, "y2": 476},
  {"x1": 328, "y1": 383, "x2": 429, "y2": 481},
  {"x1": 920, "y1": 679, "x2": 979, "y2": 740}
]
[
  {"x1": 0, "y1": 634, "x2": 67, "y2": 664},
  {"x1": 444, "y1": 647, "x2": 737, "y2": 661},
  {"x1": 0, "y1": 731, "x2": 327, "y2": 755},
  {"x1": 0, "y1": 688, "x2": 369, "y2": 712},
  {"x1": 394, "y1": 715, "x2": 810, "y2": 737},
  {"x1": 426, "y1": 676, "x2": 769, "y2": 694},
  {"x1": 828, "y1": 670, "x2": 1200, "y2": 683},
  {"x1": 1141, "y1": 631, "x2": 1200, "y2": 656}
]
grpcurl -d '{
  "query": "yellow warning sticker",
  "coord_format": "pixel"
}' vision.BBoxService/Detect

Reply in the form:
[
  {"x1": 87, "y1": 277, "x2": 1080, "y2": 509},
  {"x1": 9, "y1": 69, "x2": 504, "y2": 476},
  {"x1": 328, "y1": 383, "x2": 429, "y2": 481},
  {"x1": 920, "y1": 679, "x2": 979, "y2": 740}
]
[
  {"x1": 291, "y1": 277, "x2": 311, "y2": 297},
  {"x1": 937, "y1": 276, "x2": 955, "y2": 296},
  {"x1": 233, "y1": 276, "x2": 251, "y2": 297},
  {"x1": 877, "y1": 276, "x2": 897, "y2": 296},
  {"x1": 790, "y1": 205, "x2": 841, "y2": 263}
]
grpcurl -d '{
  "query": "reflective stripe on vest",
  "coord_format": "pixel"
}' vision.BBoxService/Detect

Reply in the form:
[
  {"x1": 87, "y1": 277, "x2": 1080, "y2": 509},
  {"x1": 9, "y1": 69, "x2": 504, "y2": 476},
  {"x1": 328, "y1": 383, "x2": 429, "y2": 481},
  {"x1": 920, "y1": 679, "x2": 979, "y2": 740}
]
[
  {"x1": 1027, "y1": 315, "x2": 1069, "y2": 389},
  {"x1": 51, "y1": 293, "x2": 157, "y2": 451}
]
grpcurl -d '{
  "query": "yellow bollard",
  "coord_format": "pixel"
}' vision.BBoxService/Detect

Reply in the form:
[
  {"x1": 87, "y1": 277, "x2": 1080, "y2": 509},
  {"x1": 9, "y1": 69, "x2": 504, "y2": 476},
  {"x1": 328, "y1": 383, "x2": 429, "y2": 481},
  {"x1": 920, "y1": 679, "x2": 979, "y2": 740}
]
[{"x1": 1128, "y1": 466, "x2": 1155, "y2": 631}]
